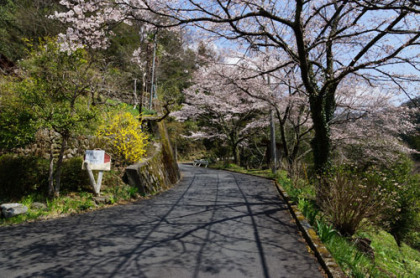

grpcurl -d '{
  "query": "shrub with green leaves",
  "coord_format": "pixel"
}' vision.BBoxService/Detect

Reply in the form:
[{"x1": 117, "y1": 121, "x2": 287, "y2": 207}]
[
  {"x1": 375, "y1": 156, "x2": 420, "y2": 248},
  {"x1": 0, "y1": 154, "x2": 49, "y2": 200},
  {"x1": 321, "y1": 157, "x2": 420, "y2": 246},
  {"x1": 60, "y1": 157, "x2": 91, "y2": 193},
  {"x1": 319, "y1": 167, "x2": 392, "y2": 237},
  {"x1": 18, "y1": 38, "x2": 100, "y2": 197},
  {"x1": 0, "y1": 77, "x2": 36, "y2": 150}
]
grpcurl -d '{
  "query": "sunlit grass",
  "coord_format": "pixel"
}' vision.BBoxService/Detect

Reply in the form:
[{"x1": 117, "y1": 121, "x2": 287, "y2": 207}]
[
  {"x1": 0, "y1": 183, "x2": 142, "y2": 227},
  {"x1": 105, "y1": 99, "x2": 140, "y2": 116},
  {"x1": 357, "y1": 229, "x2": 420, "y2": 277},
  {"x1": 325, "y1": 234, "x2": 381, "y2": 277}
]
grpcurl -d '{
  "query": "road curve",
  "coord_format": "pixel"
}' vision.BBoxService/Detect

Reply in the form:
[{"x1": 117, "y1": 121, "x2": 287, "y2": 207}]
[{"x1": 0, "y1": 165, "x2": 323, "y2": 278}]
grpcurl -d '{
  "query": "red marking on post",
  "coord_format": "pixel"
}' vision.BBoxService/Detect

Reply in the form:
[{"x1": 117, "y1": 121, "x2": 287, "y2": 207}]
[{"x1": 104, "y1": 153, "x2": 111, "y2": 163}]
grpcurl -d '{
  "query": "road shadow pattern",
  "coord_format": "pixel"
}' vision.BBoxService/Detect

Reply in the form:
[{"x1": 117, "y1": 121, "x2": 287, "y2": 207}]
[{"x1": 0, "y1": 165, "x2": 323, "y2": 278}]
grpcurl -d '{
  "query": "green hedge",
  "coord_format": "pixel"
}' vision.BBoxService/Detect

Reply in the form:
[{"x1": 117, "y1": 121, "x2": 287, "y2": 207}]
[
  {"x1": 0, "y1": 154, "x2": 49, "y2": 200},
  {"x1": 60, "y1": 157, "x2": 91, "y2": 193},
  {"x1": 0, "y1": 155, "x2": 92, "y2": 201}
]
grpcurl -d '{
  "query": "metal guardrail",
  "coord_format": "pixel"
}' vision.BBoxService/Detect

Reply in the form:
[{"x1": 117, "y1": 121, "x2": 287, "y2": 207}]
[{"x1": 193, "y1": 159, "x2": 209, "y2": 168}]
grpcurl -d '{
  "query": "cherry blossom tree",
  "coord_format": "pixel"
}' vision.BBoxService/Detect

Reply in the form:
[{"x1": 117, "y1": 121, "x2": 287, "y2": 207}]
[
  {"x1": 171, "y1": 63, "x2": 269, "y2": 164},
  {"x1": 332, "y1": 78, "x2": 418, "y2": 167},
  {"x1": 200, "y1": 52, "x2": 417, "y2": 172},
  {"x1": 175, "y1": 49, "x2": 417, "y2": 174},
  {"x1": 50, "y1": 0, "x2": 129, "y2": 52},
  {"x1": 221, "y1": 52, "x2": 313, "y2": 171}
]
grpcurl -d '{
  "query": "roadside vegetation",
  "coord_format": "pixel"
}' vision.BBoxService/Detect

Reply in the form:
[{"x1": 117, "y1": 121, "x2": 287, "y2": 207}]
[
  {"x1": 0, "y1": 170, "x2": 141, "y2": 227},
  {"x1": 214, "y1": 163, "x2": 420, "y2": 277},
  {"x1": 0, "y1": 1, "x2": 196, "y2": 224}
]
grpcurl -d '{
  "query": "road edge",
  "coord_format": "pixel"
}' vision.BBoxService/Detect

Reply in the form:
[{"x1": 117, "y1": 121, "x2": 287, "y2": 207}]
[
  {"x1": 212, "y1": 166, "x2": 347, "y2": 278},
  {"x1": 273, "y1": 180, "x2": 347, "y2": 278}
]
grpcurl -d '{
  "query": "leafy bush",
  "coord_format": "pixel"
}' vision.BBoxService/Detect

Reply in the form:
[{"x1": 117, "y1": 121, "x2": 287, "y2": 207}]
[
  {"x1": 404, "y1": 221, "x2": 420, "y2": 251},
  {"x1": 0, "y1": 78, "x2": 36, "y2": 149},
  {"x1": 103, "y1": 184, "x2": 140, "y2": 201},
  {"x1": 0, "y1": 154, "x2": 49, "y2": 200},
  {"x1": 77, "y1": 199, "x2": 95, "y2": 211},
  {"x1": 376, "y1": 156, "x2": 420, "y2": 247},
  {"x1": 319, "y1": 167, "x2": 391, "y2": 237},
  {"x1": 321, "y1": 157, "x2": 420, "y2": 244},
  {"x1": 102, "y1": 170, "x2": 125, "y2": 187},
  {"x1": 60, "y1": 157, "x2": 91, "y2": 193},
  {"x1": 97, "y1": 110, "x2": 148, "y2": 165}
]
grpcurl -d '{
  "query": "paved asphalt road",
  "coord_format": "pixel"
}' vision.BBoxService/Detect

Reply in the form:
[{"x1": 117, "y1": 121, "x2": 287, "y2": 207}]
[{"x1": 0, "y1": 165, "x2": 324, "y2": 278}]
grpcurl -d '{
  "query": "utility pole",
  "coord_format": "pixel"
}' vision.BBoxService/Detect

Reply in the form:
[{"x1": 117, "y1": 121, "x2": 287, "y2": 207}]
[
  {"x1": 133, "y1": 78, "x2": 138, "y2": 110},
  {"x1": 137, "y1": 25, "x2": 146, "y2": 119},
  {"x1": 265, "y1": 37, "x2": 277, "y2": 174},
  {"x1": 149, "y1": 34, "x2": 157, "y2": 110},
  {"x1": 268, "y1": 74, "x2": 277, "y2": 174}
]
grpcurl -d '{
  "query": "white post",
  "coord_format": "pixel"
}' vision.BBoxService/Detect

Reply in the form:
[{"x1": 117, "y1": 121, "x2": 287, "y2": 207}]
[
  {"x1": 97, "y1": 171, "x2": 104, "y2": 194},
  {"x1": 150, "y1": 35, "x2": 157, "y2": 110},
  {"x1": 133, "y1": 78, "x2": 138, "y2": 109},
  {"x1": 84, "y1": 162, "x2": 102, "y2": 196}
]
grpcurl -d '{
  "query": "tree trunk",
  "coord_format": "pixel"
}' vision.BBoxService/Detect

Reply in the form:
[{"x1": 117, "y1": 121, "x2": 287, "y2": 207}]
[
  {"x1": 275, "y1": 107, "x2": 301, "y2": 176},
  {"x1": 139, "y1": 72, "x2": 146, "y2": 121},
  {"x1": 309, "y1": 87, "x2": 336, "y2": 175},
  {"x1": 232, "y1": 144, "x2": 240, "y2": 165},
  {"x1": 53, "y1": 134, "x2": 69, "y2": 197},
  {"x1": 309, "y1": 100, "x2": 332, "y2": 174},
  {"x1": 48, "y1": 145, "x2": 55, "y2": 197},
  {"x1": 308, "y1": 87, "x2": 337, "y2": 207}
]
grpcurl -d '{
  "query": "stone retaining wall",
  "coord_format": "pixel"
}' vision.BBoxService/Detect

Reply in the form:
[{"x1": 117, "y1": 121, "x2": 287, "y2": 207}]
[
  {"x1": 7, "y1": 129, "x2": 97, "y2": 160},
  {"x1": 123, "y1": 121, "x2": 180, "y2": 195}
]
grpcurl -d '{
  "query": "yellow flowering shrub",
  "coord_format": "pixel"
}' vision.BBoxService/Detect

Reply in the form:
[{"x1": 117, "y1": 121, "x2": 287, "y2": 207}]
[{"x1": 97, "y1": 111, "x2": 148, "y2": 164}]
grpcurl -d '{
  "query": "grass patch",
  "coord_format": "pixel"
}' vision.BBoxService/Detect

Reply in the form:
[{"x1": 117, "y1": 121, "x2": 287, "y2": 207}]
[
  {"x1": 212, "y1": 162, "x2": 274, "y2": 177},
  {"x1": 104, "y1": 98, "x2": 157, "y2": 117},
  {"x1": 357, "y1": 229, "x2": 420, "y2": 277},
  {"x1": 325, "y1": 234, "x2": 382, "y2": 277},
  {"x1": 0, "y1": 179, "x2": 144, "y2": 227},
  {"x1": 104, "y1": 99, "x2": 140, "y2": 117},
  {"x1": 0, "y1": 193, "x2": 93, "y2": 226}
]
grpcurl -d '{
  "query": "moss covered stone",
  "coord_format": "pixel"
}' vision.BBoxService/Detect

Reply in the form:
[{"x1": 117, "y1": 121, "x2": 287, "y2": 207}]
[{"x1": 123, "y1": 121, "x2": 180, "y2": 195}]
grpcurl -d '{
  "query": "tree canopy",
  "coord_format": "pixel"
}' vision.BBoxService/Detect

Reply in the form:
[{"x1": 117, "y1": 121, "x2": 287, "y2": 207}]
[{"x1": 52, "y1": 0, "x2": 420, "y2": 174}]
